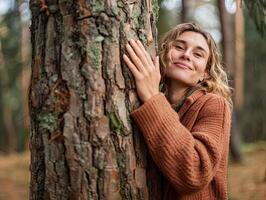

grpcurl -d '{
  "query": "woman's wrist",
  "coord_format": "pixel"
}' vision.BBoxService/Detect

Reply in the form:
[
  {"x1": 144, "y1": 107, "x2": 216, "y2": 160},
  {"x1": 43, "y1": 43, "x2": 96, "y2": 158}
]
[{"x1": 142, "y1": 92, "x2": 162, "y2": 103}]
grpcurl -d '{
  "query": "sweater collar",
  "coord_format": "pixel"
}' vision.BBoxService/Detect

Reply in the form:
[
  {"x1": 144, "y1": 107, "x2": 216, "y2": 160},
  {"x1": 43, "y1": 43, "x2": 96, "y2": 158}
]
[{"x1": 177, "y1": 88, "x2": 207, "y2": 118}]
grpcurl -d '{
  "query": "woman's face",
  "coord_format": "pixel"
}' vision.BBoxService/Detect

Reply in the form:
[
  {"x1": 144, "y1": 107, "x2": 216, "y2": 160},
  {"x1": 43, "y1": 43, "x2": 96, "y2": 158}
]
[{"x1": 165, "y1": 31, "x2": 210, "y2": 87}]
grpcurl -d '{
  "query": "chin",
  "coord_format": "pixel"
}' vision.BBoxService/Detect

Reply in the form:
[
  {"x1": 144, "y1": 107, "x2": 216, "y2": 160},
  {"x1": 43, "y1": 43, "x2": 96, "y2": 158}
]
[{"x1": 165, "y1": 71, "x2": 194, "y2": 86}]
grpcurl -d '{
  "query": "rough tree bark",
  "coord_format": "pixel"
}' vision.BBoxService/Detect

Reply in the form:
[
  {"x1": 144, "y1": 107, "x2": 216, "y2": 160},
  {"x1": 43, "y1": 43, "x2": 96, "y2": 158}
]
[{"x1": 29, "y1": 0, "x2": 161, "y2": 200}]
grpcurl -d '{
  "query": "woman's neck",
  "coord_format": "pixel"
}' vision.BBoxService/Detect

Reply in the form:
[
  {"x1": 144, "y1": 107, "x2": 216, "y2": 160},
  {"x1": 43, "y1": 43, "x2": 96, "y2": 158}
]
[{"x1": 167, "y1": 81, "x2": 190, "y2": 105}]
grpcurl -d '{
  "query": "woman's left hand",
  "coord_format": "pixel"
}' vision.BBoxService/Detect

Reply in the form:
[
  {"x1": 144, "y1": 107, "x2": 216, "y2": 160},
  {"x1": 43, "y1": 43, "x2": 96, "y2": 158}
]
[{"x1": 123, "y1": 39, "x2": 161, "y2": 102}]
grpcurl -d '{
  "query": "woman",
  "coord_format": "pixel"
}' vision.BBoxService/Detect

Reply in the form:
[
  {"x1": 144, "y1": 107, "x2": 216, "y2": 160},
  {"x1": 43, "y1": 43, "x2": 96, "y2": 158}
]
[{"x1": 123, "y1": 23, "x2": 232, "y2": 200}]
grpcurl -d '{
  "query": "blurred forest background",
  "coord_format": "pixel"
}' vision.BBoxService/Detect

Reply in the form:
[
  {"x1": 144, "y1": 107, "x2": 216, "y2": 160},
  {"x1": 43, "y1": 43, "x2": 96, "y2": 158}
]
[{"x1": 0, "y1": 0, "x2": 265, "y2": 199}]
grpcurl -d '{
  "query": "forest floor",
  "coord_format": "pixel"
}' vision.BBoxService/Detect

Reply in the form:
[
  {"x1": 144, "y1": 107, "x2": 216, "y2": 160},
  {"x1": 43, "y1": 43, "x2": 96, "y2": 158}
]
[
  {"x1": 0, "y1": 151, "x2": 29, "y2": 200},
  {"x1": 228, "y1": 142, "x2": 266, "y2": 200},
  {"x1": 0, "y1": 143, "x2": 265, "y2": 200}
]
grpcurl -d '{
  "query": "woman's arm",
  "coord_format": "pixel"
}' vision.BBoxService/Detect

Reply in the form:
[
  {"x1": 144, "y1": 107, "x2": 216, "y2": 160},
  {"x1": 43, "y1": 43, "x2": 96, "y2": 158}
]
[{"x1": 130, "y1": 93, "x2": 231, "y2": 193}]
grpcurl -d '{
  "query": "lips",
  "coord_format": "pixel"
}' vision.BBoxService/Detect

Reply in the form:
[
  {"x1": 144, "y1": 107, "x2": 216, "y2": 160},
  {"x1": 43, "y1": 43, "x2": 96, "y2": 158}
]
[{"x1": 173, "y1": 61, "x2": 193, "y2": 70}]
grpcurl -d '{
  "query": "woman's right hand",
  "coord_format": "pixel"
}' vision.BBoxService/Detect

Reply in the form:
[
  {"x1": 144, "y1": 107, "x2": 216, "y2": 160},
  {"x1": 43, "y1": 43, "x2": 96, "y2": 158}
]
[{"x1": 123, "y1": 39, "x2": 161, "y2": 103}]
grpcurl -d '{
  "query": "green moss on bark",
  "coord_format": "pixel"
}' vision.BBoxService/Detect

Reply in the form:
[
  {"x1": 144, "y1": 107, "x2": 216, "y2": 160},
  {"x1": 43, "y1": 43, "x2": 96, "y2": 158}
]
[
  {"x1": 38, "y1": 113, "x2": 59, "y2": 133},
  {"x1": 87, "y1": 36, "x2": 104, "y2": 70},
  {"x1": 152, "y1": 0, "x2": 160, "y2": 21},
  {"x1": 109, "y1": 112, "x2": 124, "y2": 135},
  {"x1": 91, "y1": 0, "x2": 105, "y2": 14}
]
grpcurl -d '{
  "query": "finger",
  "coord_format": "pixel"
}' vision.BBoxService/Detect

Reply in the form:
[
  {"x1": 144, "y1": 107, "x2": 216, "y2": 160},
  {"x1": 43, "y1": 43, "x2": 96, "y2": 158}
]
[
  {"x1": 123, "y1": 54, "x2": 142, "y2": 78},
  {"x1": 155, "y1": 56, "x2": 160, "y2": 72},
  {"x1": 136, "y1": 40, "x2": 154, "y2": 68},
  {"x1": 129, "y1": 39, "x2": 151, "y2": 71},
  {"x1": 126, "y1": 43, "x2": 147, "y2": 73}
]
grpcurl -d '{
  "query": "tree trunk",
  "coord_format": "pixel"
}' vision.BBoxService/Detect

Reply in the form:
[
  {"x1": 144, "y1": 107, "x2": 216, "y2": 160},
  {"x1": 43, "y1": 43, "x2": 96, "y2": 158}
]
[
  {"x1": 0, "y1": 39, "x2": 17, "y2": 154},
  {"x1": 229, "y1": 0, "x2": 245, "y2": 163},
  {"x1": 181, "y1": 0, "x2": 188, "y2": 22},
  {"x1": 218, "y1": 0, "x2": 243, "y2": 163},
  {"x1": 234, "y1": 0, "x2": 245, "y2": 111},
  {"x1": 0, "y1": 41, "x2": 7, "y2": 152},
  {"x1": 218, "y1": 0, "x2": 234, "y2": 75},
  {"x1": 29, "y1": 0, "x2": 160, "y2": 200},
  {"x1": 21, "y1": 18, "x2": 31, "y2": 150}
]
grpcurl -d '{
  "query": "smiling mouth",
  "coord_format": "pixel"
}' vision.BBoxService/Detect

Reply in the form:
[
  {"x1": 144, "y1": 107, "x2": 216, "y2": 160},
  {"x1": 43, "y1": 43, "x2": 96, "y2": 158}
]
[{"x1": 173, "y1": 62, "x2": 193, "y2": 70}]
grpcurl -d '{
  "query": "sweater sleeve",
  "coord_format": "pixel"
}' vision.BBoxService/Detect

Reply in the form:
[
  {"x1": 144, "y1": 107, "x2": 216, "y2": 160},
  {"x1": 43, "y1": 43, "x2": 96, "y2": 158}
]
[{"x1": 130, "y1": 92, "x2": 231, "y2": 193}]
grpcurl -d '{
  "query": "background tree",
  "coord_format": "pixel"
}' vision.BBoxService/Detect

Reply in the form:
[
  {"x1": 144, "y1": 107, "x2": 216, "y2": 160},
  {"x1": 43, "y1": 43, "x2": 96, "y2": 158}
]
[
  {"x1": 241, "y1": 8, "x2": 266, "y2": 142},
  {"x1": 244, "y1": 0, "x2": 266, "y2": 37},
  {"x1": 29, "y1": 0, "x2": 161, "y2": 199},
  {"x1": 181, "y1": 0, "x2": 189, "y2": 22},
  {"x1": 218, "y1": 0, "x2": 243, "y2": 163},
  {"x1": 0, "y1": 0, "x2": 24, "y2": 153}
]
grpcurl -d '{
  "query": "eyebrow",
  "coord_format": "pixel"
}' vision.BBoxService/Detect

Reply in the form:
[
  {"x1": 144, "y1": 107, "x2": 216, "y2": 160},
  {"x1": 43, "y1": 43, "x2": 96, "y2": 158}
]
[{"x1": 175, "y1": 39, "x2": 208, "y2": 55}]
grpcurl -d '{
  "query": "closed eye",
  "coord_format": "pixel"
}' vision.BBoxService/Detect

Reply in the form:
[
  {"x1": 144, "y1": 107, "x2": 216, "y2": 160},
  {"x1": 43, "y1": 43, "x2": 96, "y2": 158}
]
[
  {"x1": 194, "y1": 52, "x2": 204, "y2": 58},
  {"x1": 175, "y1": 45, "x2": 184, "y2": 50}
]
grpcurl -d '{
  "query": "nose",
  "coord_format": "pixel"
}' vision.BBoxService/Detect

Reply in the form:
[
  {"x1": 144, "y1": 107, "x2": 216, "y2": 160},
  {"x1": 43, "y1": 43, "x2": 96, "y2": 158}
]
[{"x1": 181, "y1": 49, "x2": 191, "y2": 61}]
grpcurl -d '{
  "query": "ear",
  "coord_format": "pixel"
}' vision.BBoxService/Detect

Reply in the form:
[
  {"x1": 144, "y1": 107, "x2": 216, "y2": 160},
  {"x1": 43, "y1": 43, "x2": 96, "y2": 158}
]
[
  {"x1": 199, "y1": 72, "x2": 208, "y2": 82},
  {"x1": 202, "y1": 71, "x2": 209, "y2": 80}
]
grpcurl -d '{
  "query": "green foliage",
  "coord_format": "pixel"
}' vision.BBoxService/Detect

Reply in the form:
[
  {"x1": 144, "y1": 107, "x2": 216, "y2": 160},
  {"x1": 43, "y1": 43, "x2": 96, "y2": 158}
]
[
  {"x1": 244, "y1": 0, "x2": 266, "y2": 37},
  {"x1": 0, "y1": 1, "x2": 24, "y2": 152},
  {"x1": 240, "y1": 10, "x2": 266, "y2": 142},
  {"x1": 157, "y1": 0, "x2": 179, "y2": 40},
  {"x1": 0, "y1": 11, "x2": 22, "y2": 88},
  {"x1": 240, "y1": 141, "x2": 266, "y2": 153}
]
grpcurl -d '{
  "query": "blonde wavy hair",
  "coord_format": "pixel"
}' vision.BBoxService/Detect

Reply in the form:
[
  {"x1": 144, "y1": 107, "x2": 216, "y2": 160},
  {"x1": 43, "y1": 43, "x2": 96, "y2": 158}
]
[{"x1": 159, "y1": 23, "x2": 233, "y2": 106}]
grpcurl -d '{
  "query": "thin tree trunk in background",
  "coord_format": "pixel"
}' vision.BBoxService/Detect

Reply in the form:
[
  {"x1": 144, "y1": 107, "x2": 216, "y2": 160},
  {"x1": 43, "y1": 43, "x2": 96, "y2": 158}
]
[
  {"x1": 232, "y1": 0, "x2": 245, "y2": 160},
  {"x1": 230, "y1": 1, "x2": 245, "y2": 163},
  {"x1": 0, "y1": 0, "x2": 24, "y2": 153},
  {"x1": 0, "y1": 41, "x2": 18, "y2": 153},
  {"x1": 29, "y1": 0, "x2": 160, "y2": 199},
  {"x1": 218, "y1": 0, "x2": 243, "y2": 163},
  {"x1": 264, "y1": 168, "x2": 266, "y2": 182},
  {"x1": 0, "y1": 41, "x2": 6, "y2": 152},
  {"x1": 218, "y1": 0, "x2": 234, "y2": 74},
  {"x1": 21, "y1": 18, "x2": 31, "y2": 150},
  {"x1": 181, "y1": 0, "x2": 188, "y2": 22},
  {"x1": 235, "y1": 0, "x2": 245, "y2": 110}
]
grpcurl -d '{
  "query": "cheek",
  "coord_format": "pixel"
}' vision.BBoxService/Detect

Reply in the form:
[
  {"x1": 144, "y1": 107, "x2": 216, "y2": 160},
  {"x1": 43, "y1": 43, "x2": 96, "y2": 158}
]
[
  {"x1": 167, "y1": 49, "x2": 180, "y2": 62},
  {"x1": 195, "y1": 60, "x2": 208, "y2": 73},
  {"x1": 166, "y1": 50, "x2": 173, "y2": 63}
]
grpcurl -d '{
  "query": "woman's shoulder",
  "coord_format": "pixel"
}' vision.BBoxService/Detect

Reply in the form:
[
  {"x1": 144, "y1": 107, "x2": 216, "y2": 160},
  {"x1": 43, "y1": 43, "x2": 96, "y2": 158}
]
[
  {"x1": 197, "y1": 91, "x2": 231, "y2": 114},
  {"x1": 199, "y1": 91, "x2": 228, "y2": 104}
]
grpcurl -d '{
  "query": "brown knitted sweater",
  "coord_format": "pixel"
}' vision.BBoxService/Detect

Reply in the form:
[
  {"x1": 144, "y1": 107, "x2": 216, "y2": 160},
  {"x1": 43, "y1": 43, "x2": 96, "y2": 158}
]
[{"x1": 131, "y1": 89, "x2": 232, "y2": 200}]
